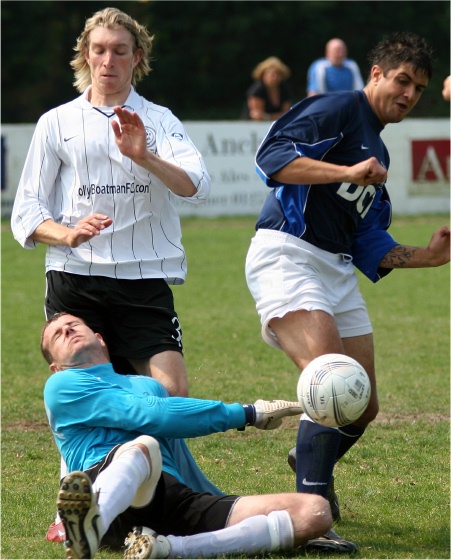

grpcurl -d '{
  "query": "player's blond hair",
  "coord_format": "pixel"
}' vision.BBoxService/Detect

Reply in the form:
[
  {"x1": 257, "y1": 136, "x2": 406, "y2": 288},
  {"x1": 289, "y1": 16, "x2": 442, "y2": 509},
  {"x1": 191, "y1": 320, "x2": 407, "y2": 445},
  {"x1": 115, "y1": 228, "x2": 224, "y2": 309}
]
[
  {"x1": 70, "y1": 7, "x2": 154, "y2": 93},
  {"x1": 251, "y1": 57, "x2": 291, "y2": 81}
]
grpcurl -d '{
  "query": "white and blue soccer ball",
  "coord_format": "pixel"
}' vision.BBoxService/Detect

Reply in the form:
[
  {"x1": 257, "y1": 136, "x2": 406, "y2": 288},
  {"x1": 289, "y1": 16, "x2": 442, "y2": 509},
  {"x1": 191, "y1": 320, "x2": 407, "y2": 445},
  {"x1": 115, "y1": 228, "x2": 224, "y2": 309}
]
[{"x1": 297, "y1": 353, "x2": 371, "y2": 428}]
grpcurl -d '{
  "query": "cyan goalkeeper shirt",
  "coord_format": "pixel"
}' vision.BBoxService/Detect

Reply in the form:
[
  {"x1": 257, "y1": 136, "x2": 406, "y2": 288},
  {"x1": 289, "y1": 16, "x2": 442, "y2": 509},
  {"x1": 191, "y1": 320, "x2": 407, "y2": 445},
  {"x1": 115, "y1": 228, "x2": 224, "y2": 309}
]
[{"x1": 44, "y1": 363, "x2": 246, "y2": 484}]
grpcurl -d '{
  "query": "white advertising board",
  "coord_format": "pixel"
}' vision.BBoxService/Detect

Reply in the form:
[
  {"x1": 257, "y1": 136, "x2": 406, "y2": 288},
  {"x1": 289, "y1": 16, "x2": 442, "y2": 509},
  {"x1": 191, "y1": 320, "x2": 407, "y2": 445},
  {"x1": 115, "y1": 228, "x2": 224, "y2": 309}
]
[{"x1": 1, "y1": 119, "x2": 449, "y2": 219}]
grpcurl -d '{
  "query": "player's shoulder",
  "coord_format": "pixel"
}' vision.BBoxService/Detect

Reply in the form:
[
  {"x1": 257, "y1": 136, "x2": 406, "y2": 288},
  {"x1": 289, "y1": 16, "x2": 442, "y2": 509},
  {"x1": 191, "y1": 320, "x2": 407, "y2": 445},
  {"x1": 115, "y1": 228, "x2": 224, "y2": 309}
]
[
  {"x1": 305, "y1": 90, "x2": 360, "y2": 113},
  {"x1": 135, "y1": 96, "x2": 185, "y2": 134},
  {"x1": 304, "y1": 91, "x2": 363, "y2": 129},
  {"x1": 36, "y1": 96, "x2": 80, "y2": 124},
  {"x1": 44, "y1": 368, "x2": 79, "y2": 403},
  {"x1": 137, "y1": 94, "x2": 173, "y2": 117},
  {"x1": 111, "y1": 371, "x2": 169, "y2": 399}
]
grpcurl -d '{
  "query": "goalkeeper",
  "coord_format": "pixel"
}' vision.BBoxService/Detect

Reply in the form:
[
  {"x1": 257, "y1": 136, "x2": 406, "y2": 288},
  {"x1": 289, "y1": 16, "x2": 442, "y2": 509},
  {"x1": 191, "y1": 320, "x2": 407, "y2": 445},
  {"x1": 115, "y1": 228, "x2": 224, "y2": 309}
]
[{"x1": 41, "y1": 313, "x2": 331, "y2": 559}]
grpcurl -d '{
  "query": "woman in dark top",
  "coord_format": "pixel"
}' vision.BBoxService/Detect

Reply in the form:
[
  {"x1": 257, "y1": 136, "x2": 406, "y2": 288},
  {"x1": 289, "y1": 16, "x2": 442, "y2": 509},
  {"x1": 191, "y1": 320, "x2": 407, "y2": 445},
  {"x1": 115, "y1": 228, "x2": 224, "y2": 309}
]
[{"x1": 243, "y1": 56, "x2": 293, "y2": 121}]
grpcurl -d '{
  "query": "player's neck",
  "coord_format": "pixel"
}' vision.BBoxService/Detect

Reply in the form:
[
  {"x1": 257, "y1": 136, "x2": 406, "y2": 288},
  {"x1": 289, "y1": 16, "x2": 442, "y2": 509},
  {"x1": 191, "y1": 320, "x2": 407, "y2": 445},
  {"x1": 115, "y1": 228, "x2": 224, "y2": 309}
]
[{"x1": 88, "y1": 86, "x2": 131, "y2": 109}]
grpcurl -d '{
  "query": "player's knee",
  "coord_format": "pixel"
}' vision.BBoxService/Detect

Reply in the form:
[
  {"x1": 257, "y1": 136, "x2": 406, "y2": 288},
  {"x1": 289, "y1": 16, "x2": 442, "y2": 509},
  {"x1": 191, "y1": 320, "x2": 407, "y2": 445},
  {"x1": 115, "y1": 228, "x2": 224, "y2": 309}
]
[
  {"x1": 292, "y1": 494, "x2": 332, "y2": 545},
  {"x1": 308, "y1": 495, "x2": 332, "y2": 537},
  {"x1": 134, "y1": 436, "x2": 161, "y2": 466},
  {"x1": 358, "y1": 399, "x2": 379, "y2": 425},
  {"x1": 115, "y1": 435, "x2": 161, "y2": 471}
]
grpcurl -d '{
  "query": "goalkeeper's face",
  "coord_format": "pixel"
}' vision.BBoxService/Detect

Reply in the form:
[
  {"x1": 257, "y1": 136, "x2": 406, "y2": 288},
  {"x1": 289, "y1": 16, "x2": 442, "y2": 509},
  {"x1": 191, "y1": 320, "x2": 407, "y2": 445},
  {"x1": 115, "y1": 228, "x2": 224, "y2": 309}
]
[{"x1": 42, "y1": 314, "x2": 109, "y2": 373}]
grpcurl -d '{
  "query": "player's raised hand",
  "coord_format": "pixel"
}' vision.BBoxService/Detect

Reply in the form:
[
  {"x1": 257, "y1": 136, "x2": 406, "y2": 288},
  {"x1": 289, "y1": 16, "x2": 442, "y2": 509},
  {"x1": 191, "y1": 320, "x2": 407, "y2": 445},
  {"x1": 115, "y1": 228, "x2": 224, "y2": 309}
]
[
  {"x1": 112, "y1": 107, "x2": 148, "y2": 163},
  {"x1": 252, "y1": 399, "x2": 303, "y2": 430}
]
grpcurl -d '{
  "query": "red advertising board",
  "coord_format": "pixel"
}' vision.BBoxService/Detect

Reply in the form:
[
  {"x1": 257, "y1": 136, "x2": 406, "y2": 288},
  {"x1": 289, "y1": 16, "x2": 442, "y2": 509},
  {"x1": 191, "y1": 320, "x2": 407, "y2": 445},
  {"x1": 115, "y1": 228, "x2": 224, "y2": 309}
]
[{"x1": 411, "y1": 139, "x2": 450, "y2": 182}]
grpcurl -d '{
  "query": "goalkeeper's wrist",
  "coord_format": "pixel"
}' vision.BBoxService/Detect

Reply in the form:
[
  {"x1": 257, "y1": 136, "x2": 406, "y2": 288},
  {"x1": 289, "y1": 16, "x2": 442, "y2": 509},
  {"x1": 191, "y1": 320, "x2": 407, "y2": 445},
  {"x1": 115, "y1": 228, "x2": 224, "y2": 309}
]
[{"x1": 238, "y1": 404, "x2": 256, "y2": 430}]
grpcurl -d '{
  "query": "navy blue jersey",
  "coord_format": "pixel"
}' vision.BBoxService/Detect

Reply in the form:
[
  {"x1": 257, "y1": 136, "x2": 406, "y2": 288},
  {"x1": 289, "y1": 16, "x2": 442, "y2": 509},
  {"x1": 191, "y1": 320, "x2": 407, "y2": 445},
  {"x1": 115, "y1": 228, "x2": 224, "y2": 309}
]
[{"x1": 255, "y1": 90, "x2": 399, "y2": 282}]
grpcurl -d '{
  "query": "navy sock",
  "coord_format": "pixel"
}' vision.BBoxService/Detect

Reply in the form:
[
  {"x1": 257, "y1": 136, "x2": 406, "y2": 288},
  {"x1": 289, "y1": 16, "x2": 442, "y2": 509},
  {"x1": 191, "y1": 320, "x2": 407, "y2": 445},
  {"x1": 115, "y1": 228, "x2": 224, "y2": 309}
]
[
  {"x1": 336, "y1": 424, "x2": 366, "y2": 461},
  {"x1": 296, "y1": 419, "x2": 342, "y2": 497}
]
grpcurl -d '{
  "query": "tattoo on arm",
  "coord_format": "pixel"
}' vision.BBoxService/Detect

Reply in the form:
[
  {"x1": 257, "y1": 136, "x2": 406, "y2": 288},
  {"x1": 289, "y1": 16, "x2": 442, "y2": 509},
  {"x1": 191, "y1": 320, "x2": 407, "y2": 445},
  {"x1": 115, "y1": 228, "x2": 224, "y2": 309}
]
[{"x1": 379, "y1": 245, "x2": 419, "y2": 268}]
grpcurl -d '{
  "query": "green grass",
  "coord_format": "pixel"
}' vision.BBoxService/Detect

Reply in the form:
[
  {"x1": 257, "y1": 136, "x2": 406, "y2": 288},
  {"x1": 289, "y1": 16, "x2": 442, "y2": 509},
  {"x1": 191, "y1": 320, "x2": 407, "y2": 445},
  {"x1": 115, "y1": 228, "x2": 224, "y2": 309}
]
[{"x1": 1, "y1": 215, "x2": 450, "y2": 559}]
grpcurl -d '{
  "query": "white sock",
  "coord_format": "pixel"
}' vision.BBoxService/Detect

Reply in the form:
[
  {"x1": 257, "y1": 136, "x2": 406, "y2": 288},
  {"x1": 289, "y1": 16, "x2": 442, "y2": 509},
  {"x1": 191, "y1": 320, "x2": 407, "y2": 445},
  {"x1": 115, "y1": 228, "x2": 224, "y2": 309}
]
[
  {"x1": 267, "y1": 510, "x2": 295, "y2": 549},
  {"x1": 55, "y1": 457, "x2": 69, "y2": 523},
  {"x1": 167, "y1": 511, "x2": 294, "y2": 558},
  {"x1": 93, "y1": 446, "x2": 150, "y2": 536}
]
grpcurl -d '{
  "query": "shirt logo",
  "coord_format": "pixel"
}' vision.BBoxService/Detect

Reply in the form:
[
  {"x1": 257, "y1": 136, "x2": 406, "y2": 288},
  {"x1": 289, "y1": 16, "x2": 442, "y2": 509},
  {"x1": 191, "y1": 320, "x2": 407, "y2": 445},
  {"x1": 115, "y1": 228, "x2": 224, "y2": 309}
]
[
  {"x1": 361, "y1": 144, "x2": 369, "y2": 150},
  {"x1": 64, "y1": 136, "x2": 77, "y2": 142},
  {"x1": 336, "y1": 182, "x2": 378, "y2": 220},
  {"x1": 145, "y1": 127, "x2": 157, "y2": 153}
]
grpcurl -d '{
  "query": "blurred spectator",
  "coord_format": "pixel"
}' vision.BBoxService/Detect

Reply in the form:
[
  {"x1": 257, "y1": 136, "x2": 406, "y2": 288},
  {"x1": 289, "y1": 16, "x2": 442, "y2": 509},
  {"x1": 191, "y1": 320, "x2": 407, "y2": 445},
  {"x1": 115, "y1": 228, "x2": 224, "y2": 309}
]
[
  {"x1": 242, "y1": 56, "x2": 293, "y2": 121},
  {"x1": 307, "y1": 38, "x2": 364, "y2": 96},
  {"x1": 442, "y1": 75, "x2": 450, "y2": 101}
]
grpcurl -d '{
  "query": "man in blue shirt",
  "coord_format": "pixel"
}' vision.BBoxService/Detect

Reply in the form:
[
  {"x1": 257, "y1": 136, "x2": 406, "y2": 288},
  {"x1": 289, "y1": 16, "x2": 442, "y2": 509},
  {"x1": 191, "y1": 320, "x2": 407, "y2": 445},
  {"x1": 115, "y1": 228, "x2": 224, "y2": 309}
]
[
  {"x1": 307, "y1": 38, "x2": 364, "y2": 96},
  {"x1": 246, "y1": 32, "x2": 450, "y2": 553},
  {"x1": 41, "y1": 312, "x2": 332, "y2": 559}
]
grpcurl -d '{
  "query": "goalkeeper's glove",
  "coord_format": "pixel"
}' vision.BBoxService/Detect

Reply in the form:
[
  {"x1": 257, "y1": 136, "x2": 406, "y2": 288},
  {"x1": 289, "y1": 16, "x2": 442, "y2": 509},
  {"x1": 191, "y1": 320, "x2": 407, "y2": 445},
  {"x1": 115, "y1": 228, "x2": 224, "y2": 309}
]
[{"x1": 242, "y1": 399, "x2": 303, "y2": 430}]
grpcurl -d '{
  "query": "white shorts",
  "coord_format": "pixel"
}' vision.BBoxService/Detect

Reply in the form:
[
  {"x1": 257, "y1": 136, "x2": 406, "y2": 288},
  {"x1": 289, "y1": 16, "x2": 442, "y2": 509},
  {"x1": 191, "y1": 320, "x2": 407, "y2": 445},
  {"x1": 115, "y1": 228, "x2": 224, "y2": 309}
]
[{"x1": 245, "y1": 229, "x2": 372, "y2": 349}]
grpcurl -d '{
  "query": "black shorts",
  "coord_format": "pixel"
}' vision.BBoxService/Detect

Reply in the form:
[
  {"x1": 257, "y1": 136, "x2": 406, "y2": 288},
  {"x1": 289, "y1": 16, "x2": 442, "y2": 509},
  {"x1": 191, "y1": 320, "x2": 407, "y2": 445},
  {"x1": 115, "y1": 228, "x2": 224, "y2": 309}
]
[
  {"x1": 45, "y1": 271, "x2": 183, "y2": 372},
  {"x1": 86, "y1": 447, "x2": 239, "y2": 548}
]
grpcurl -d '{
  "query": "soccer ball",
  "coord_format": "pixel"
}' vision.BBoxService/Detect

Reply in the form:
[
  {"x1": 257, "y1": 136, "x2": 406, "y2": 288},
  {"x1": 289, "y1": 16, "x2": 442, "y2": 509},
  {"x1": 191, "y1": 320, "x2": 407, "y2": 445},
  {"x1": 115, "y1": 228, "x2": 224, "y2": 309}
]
[{"x1": 297, "y1": 353, "x2": 371, "y2": 428}]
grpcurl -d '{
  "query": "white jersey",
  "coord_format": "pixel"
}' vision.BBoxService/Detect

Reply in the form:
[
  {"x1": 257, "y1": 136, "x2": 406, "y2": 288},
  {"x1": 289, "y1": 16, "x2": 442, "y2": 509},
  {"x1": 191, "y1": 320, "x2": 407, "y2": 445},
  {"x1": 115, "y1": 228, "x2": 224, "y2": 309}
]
[{"x1": 11, "y1": 87, "x2": 211, "y2": 283}]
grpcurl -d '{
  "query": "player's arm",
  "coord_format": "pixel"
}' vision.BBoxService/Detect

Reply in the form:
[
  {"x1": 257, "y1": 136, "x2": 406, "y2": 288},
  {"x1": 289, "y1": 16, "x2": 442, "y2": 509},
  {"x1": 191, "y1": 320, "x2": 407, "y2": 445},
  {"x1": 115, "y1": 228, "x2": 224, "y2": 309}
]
[
  {"x1": 272, "y1": 156, "x2": 387, "y2": 187},
  {"x1": 68, "y1": 385, "x2": 303, "y2": 437},
  {"x1": 31, "y1": 215, "x2": 112, "y2": 248},
  {"x1": 379, "y1": 226, "x2": 450, "y2": 269},
  {"x1": 111, "y1": 106, "x2": 197, "y2": 197}
]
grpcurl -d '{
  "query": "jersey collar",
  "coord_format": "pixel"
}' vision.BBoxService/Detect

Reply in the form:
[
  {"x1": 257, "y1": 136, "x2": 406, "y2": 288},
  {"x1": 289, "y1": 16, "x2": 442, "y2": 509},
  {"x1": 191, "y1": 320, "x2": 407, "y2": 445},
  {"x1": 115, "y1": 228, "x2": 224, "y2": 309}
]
[{"x1": 78, "y1": 86, "x2": 143, "y2": 112}]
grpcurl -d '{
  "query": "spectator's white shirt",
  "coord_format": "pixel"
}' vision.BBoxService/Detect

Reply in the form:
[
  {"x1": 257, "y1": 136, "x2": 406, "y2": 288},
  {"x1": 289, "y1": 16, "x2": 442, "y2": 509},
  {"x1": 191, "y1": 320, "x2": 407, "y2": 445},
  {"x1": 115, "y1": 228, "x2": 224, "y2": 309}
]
[{"x1": 11, "y1": 87, "x2": 210, "y2": 283}]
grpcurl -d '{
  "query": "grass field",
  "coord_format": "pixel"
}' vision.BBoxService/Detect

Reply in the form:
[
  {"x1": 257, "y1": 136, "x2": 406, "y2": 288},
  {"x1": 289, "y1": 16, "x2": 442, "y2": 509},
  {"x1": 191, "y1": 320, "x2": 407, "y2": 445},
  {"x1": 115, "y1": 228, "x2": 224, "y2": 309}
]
[{"x1": 1, "y1": 215, "x2": 450, "y2": 559}]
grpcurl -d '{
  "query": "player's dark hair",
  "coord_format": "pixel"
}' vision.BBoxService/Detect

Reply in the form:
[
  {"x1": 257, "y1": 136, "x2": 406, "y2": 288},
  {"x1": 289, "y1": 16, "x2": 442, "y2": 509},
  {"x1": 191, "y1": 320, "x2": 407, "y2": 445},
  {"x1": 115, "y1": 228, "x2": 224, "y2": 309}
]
[{"x1": 367, "y1": 32, "x2": 433, "y2": 80}]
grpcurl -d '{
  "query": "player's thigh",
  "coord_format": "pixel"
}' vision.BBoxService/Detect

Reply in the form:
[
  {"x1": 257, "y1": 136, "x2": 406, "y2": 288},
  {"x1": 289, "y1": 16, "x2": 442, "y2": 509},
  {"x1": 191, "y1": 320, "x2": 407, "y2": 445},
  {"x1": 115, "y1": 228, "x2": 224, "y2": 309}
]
[
  {"x1": 270, "y1": 310, "x2": 344, "y2": 370},
  {"x1": 130, "y1": 350, "x2": 188, "y2": 397},
  {"x1": 342, "y1": 333, "x2": 374, "y2": 377}
]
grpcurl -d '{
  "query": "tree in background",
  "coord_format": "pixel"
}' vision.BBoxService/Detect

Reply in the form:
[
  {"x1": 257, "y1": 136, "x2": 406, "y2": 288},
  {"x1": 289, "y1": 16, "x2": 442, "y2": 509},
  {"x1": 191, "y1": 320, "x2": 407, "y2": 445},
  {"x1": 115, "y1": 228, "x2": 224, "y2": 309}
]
[{"x1": 2, "y1": 0, "x2": 450, "y2": 122}]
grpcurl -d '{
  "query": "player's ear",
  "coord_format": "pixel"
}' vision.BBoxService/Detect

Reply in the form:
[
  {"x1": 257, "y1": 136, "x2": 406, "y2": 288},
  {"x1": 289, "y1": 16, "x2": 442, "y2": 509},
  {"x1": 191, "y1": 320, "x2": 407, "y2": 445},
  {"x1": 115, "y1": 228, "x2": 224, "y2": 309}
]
[
  {"x1": 95, "y1": 332, "x2": 106, "y2": 347},
  {"x1": 95, "y1": 332, "x2": 111, "y2": 361},
  {"x1": 83, "y1": 44, "x2": 91, "y2": 66},
  {"x1": 50, "y1": 362, "x2": 61, "y2": 373},
  {"x1": 371, "y1": 65, "x2": 384, "y2": 84},
  {"x1": 132, "y1": 48, "x2": 142, "y2": 68}
]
